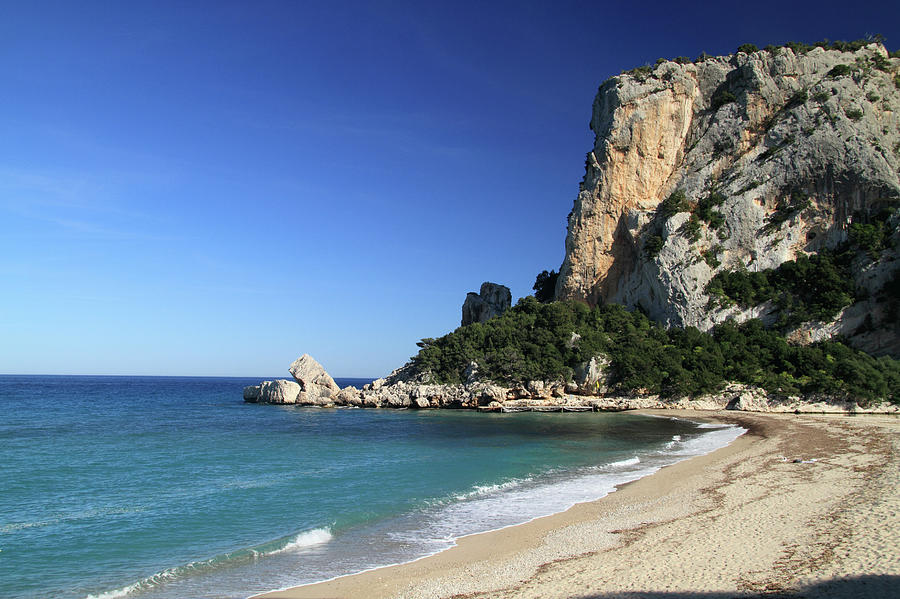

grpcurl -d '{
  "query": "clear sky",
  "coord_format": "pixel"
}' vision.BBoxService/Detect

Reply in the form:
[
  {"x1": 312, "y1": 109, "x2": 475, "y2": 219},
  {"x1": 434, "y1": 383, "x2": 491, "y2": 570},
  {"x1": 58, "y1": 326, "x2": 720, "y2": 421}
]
[{"x1": 2, "y1": 0, "x2": 898, "y2": 378}]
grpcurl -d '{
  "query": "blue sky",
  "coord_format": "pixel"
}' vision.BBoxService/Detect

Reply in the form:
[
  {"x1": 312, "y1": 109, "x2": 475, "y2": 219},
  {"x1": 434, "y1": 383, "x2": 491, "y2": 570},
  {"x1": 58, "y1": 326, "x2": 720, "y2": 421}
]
[{"x1": 2, "y1": 1, "x2": 898, "y2": 377}]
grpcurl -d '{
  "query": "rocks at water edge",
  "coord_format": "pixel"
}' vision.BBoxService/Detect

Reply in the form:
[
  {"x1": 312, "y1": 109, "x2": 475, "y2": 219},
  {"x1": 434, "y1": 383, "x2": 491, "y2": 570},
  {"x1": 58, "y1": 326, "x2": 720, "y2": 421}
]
[
  {"x1": 289, "y1": 354, "x2": 340, "y2": 401},
  {"x1": 244, "y1": 354, "x2": 341, "y2": 406},
  {"x1": 245, "y1": 353, "x2": 898, "y2": 413},
  {"x1": 242, "y1": 385, "x2": 260, "y2": 402},
  {"x1": 461, "y1": 282, "x2": 512, "y2": 326},
  {"x1": 258, "y1": 379, "x2": 301, "y2": 404}
]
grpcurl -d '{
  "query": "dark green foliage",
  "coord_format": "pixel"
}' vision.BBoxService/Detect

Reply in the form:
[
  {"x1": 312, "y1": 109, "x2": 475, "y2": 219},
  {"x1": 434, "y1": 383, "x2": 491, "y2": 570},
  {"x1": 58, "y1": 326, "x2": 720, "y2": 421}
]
[
  {"x1": 786, "y1": 89, "x2": 808, "y2": 108},
  {"x1": 761, "y1": 38, "x2": 889, "y2": 59},
  {"x1": 813, "y1": 90, "x2": 831, "y2": 103},
  {"x1": 845, "y1": 108, "x2": 864, "y2": 121},
  {"x1": 702, "y1": 247, "x2": 722, "y2": 268},
  {"x1": 711, "y1": 89, "x2": 737, "y2": 110},
  {"x1": 644, "y1": 234, "x2": 664, "y2": 259},
  {"x1": 625, "y1": 65, "x2": 652, "y2": 81},
  {"x1": 705, "y1": 202, "x2": 900, "y2": 326},
  {"x1": 408, "y1": 298, "x2": 900, "y2": 403},
  {"x1": 785, "y1": 41, "x2": 815, "y2": 54},
  {"x1": 757, "y1": 144, "x2": 783, "y2": 162},
  {"x1": 737, "y1": 43, "x2": 759, "y2": 54},
  {"x1": 849, "y1": 222, "x2": 887, "y2": 258},
  {"x1": 673, "y1": 56, "x2": 692, "y2": 64},
  {"x1": 695, "y1": 192, "x2": 726, "y2": 229},
  {"x1": 706, "y1": 252, "x2": 855, "y2": 327},
  {"x1": 533, "y1": 270, "x2": 559, "y2": 303},
  {"x1": 659, "y1": 190, "x2": 689, "y2": 218},
  {"x1": 891, "y1": 50, "x2": 900, "y2": 59},
  {"x1": 871, "y1": 53, "x2": 891, "y2": 72},
  {"x1": 828, "y1": 64, "x2": 854, "y2": 77},
  {"x1": 830, "y1": 39, "x2": 872, "y2": 52},
  {"x1": 683, "y1": 215, "x2": 702, "y2": 243}
]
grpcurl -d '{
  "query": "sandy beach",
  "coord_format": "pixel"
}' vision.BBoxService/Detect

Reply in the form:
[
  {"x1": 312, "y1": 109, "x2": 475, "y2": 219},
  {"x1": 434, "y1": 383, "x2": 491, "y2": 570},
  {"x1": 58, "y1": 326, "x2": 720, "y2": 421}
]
[{"x1": 256, "y1": 411, "x2": 899, "y2": 599}]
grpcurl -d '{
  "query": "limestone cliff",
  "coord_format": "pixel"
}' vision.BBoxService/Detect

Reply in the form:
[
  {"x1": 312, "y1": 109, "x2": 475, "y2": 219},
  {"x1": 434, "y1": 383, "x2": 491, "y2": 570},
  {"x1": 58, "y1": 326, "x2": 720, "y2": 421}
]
[
  {"x1": 461, "y1": 282, "x2": 512, "y2": 326},
  {"x1": 556, "y1": 43, "x2": 900, "y2": 356}
]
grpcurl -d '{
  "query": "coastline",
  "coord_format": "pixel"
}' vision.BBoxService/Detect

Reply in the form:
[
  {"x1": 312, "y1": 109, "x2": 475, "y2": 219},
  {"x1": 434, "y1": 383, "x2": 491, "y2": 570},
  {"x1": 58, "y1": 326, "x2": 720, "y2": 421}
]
[{"x1": 255, "y1": 410, "x2": 899, "y2": 599}]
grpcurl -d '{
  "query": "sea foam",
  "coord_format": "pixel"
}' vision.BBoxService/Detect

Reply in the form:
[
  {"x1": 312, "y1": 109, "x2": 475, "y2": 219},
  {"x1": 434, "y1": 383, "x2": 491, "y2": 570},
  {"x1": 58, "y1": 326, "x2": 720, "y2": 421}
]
[{"x1": 264, "y1": 528, "x2": 333, "y2": 556}]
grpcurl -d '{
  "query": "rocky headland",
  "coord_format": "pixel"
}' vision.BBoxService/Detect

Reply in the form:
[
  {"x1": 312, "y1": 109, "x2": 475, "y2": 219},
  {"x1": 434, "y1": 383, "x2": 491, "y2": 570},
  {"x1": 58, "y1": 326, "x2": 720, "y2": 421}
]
[
  {"x1": 246, "y1": 42, "x2": 900, "y2": 414},
  {"x1": 245, "y1": 352, "x2": 898, "y2": 414},
  {"x1": 556, "y1": 42, "x2": 900, "y2": 356}
]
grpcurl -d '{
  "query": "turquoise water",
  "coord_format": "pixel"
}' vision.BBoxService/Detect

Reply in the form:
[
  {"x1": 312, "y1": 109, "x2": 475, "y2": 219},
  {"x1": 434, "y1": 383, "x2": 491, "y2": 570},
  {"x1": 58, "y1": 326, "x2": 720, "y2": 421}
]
[{"x1": 0, "y1": 375, "x2": 744, "y2": 599}]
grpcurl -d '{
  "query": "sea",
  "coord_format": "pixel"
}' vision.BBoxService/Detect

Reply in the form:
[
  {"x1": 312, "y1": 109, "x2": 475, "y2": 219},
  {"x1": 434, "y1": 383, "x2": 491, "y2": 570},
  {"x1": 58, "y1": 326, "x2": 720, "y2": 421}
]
[{"x1": 0, "y1": 375, "x2": 745, "y2": 599}]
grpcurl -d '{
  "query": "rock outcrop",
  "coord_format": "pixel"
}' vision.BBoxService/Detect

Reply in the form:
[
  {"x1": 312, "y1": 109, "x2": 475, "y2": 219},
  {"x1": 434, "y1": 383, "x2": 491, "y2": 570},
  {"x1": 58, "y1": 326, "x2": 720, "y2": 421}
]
[
  {"x1": 242, "y1": 385, "x2": 260, "y2": 402},
  {"x1": 289, "y1": 354, "x2": 340, "y2": 400},
  {"x1": 257, "y1": 379, "x2": 301, "y2": 404},
  {"x1": 245, "y1": 354, "x2": 341, "y2": 406},
  {"x1": 555, "y1": 43, "x2": 900, "y2": 356},
  {"x1": 462, "y1": 282, "x2": 512, "y2": 326},
  {"x1": 245, "y1": 355, "x2": 897, "y2": 413}
]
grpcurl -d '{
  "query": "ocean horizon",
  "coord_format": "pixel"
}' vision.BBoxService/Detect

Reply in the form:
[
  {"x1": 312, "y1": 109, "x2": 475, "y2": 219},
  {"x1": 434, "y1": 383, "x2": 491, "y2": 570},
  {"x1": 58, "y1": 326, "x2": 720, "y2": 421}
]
[{"x1": 0, "y1": 375, "x2": 744, "y2": 599}]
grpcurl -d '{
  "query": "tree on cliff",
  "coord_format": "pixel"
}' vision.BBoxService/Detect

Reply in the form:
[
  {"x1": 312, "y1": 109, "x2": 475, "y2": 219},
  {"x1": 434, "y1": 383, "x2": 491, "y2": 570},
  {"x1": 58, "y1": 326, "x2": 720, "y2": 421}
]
[{"x1": 533, "y1": 270, "x2": 559, "y2": 303}]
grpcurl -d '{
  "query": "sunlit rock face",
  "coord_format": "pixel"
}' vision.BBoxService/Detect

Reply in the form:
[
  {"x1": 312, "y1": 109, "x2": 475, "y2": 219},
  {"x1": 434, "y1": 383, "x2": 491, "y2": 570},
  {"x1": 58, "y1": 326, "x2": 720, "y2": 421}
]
[{"x1": 556, "y1": 44, "x2": 900, "y2": 355}]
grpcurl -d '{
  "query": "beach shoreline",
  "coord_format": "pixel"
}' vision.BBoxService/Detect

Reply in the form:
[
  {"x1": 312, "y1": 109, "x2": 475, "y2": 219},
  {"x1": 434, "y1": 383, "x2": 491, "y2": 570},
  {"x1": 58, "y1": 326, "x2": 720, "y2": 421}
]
[{"x1": 255, "y1": 410, "x2": 899, "y2": 599}]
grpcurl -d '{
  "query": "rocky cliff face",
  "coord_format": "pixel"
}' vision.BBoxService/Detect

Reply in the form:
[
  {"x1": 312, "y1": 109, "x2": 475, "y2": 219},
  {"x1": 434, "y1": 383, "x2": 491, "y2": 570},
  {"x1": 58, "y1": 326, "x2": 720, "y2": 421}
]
[
  {"x1": 556, "y1": 44, "x2": 900, "y2": 355},
  {"x1": 461, "y1": 282, "x2": 512, "y2": 326}
]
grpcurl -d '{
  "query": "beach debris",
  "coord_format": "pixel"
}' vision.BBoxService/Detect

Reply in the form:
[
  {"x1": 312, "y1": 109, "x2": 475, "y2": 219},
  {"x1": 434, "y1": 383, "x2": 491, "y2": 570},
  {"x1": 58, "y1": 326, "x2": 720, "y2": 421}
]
[{"x1": 780, "y1": 456, "x2": 818, "y2": 464}]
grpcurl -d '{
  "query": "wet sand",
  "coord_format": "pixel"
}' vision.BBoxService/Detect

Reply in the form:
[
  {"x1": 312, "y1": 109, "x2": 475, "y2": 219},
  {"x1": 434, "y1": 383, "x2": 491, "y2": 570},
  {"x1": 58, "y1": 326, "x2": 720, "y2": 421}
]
[{"x1": 256, "y1": 411, "x2": 899, "y2": 599}]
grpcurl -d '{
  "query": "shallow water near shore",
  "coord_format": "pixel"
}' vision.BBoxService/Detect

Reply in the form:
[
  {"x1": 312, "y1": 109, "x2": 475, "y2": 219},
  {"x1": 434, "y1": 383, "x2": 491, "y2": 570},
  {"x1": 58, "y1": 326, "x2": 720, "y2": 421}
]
[{"x1": 0, "y1": 375, "x2": 744, "y2": 599}]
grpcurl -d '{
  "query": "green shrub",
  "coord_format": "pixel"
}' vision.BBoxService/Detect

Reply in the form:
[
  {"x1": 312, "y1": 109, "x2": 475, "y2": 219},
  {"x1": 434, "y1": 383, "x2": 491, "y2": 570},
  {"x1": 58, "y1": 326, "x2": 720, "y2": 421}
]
[
  {"x1": 849, "y1": 222, "x2": 887, "y2": 258},
  {"x1": 711, "y1": 89, "x2": 737, "y2": 110},
  {"x1": 659, "y1": 190, "x2": 690, "y2": 218},
  {"x1": 644, "y1": 234, "x2": 664, "y2": 259},
  {"x1": 684, "y1": 215, "x2": 702, "y2": 243},
  {"x1": 625, "y1": 65, "x2": 652, "y2": 81},
  {"x1": 695, "y1": 191, "x2": 726, "y2": 229},
  {"x1": 737, "y1": 43, "x2": 759, "y2": 54},
  {"x1": 702, "y1": 247, "x2": 722, "y2": 268},
  {"x1": 871, "y1": 53, "x2": 891, "y2": 72},
  {"x1": 707, "y1": 190, "x2": 727, "y2": 206},
  {"x1": 785, "y1": 41, "x2": 815, "y2": 54},
  {"x1": 674, "y1": 56, "x2": 692, "y2": 64},
  {"x1": 831, "y1": 40, "x2": 869, "y2": 52},
  {"x1": 845, "y1": 108, "x2": 864, "y2": 121},
  {"x1": 828, "y1": 64, "x2": 854, "y2": 77},
  {"x1": 787, "y1": 89, "x2": 808, "y2": 108},
  {"x1": 813, "y1": 90, "x2": 831, "y2": 102}
]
